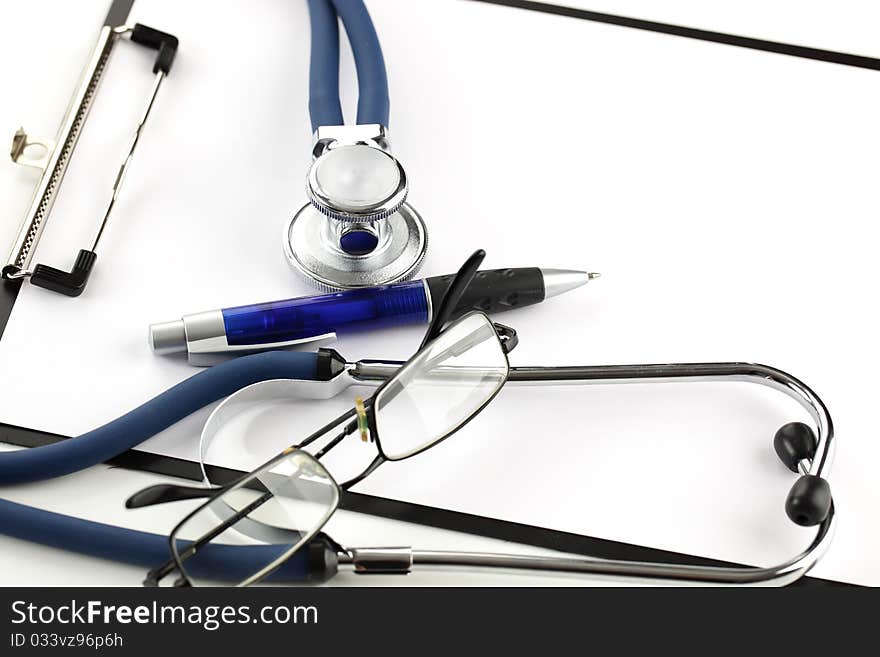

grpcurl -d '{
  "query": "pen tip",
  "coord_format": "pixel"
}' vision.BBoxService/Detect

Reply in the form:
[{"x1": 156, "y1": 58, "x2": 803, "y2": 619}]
[
  {"x1": 540, "y1": 269, "x2": 599, "y2": 298},
  {"x1": 588, "y1": 272, "x2": 601, "y2": 280}
]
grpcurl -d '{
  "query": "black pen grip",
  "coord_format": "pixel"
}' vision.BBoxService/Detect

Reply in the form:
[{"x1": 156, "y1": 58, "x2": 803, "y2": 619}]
[{"x1": 425, "y1": 268, "x2": 545, "y2": 318}]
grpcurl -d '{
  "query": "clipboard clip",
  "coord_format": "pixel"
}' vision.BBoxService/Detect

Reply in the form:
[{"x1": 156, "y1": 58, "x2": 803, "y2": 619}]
[{"x1": 3, "y1": 22, "x2": 178, "y2": 297}]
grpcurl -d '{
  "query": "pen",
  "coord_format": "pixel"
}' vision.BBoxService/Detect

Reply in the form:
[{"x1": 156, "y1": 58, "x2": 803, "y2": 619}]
[{"x1": 149, "y1": 268, "x2": 599, "y2": 365}]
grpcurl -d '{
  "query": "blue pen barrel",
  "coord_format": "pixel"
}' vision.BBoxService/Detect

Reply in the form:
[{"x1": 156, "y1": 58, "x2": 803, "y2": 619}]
[{"x1": 222, "y1": 280, "x2": 429, "y2": 346}]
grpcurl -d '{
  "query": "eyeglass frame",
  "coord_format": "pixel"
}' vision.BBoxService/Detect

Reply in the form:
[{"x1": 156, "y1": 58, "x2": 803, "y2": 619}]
[
  {"x1": 133, "y1": 249, "x2": 520, "y2": 585},
  {"x1": 157, "y1": 308, "x2": 515, "y2": 584},
  {"x1": 316, "y1": 312, "x2": 516, "y2": 488},
  {"x1": 167, "y1": 446, "x2": 344, "y2": 587}
]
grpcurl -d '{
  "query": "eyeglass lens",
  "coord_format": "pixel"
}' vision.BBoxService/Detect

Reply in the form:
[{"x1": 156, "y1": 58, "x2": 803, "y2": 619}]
[
  {"x1": 170, "y1": 450, "x2": 339, "y2": 586},
  {"x1": 373, "y1": 313, "x2": 509, "y2": 460}
]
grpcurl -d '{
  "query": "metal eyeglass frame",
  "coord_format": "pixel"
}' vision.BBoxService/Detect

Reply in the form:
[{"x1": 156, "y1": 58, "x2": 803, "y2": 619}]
[{"x1": 129, "y1": 250, "x2": 518, "y2": 584}]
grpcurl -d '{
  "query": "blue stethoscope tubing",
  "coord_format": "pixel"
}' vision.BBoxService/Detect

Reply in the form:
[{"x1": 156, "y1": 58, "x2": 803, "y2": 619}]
[
  {"x1": 307, "y1": 0, "x2": 390, "y2": 130},
  {"x1": 0, "y1": 498, "x2": 311, "y2": 582},
  {"x1": 0, "y1": 352, "x2": 322, "y2": 582},
  {"x1": 0, "y1": 351, "x2": 318, "y2": 485}
]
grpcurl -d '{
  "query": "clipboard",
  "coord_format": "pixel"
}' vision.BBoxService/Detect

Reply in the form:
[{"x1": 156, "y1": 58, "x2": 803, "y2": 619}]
[{"x1": 2, "y1": 0, "x2": 873, "y2": 587}]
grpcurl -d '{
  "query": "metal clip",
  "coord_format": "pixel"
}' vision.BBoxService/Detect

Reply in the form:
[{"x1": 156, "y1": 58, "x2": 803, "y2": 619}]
[
  {"x1": 10, "y1": 128, "x2": 55, "y2": 170},
  {"x1": 181, "y1": 309, "x2": 337, "y2": 366},
  {"x1": 312, "y1": 124, "x2": 392, "y2": 160},
  {"x1": 186, "y1": 333, "x2": 338, "y2": 367}
]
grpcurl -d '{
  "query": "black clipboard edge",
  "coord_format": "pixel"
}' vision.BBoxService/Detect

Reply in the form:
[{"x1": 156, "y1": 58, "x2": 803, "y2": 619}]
[{"x1": 471, "y1": 0, "x2": 880, "y2": 71}]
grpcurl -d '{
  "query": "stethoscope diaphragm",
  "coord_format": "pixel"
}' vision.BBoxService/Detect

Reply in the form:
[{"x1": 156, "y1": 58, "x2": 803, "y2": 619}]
[{"x1": 284, "y1": 198, "x2": 428, "y2": 292}]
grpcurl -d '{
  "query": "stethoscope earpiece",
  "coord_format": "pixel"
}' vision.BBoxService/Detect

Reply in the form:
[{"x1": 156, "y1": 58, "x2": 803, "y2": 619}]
[
  {"x1": 774, "y1": 422, "x2": 818, "y2": 472},
  {"x1": 774, "y1": 422, "x2": 832, "y2": 526},
  {"x1": 786, "y1": 475, "x2": 832, "y2": 527}
]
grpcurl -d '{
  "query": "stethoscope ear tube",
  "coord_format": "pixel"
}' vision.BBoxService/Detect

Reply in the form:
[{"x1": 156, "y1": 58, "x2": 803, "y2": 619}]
[
  {"x1": 507, "y1": 361, "x2": 835, "y2": 528},
  {"x1": 0, "y1": 498, "x2": 337, "y2": 584},
  {"x1": 307, "y1": 0, "x2": 390, "y2": 130},
  {"x1": 307, "y1": 0, "x2": 344, "y2": 130},
  {"x1": 0, "y1": 351, "x2": 321, "y2": 485}
]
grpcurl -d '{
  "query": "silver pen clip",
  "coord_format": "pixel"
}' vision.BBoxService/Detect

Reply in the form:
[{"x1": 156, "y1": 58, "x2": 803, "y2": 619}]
[{"x1": 187, "y1": 332, "x2": 338, "y2": 367}]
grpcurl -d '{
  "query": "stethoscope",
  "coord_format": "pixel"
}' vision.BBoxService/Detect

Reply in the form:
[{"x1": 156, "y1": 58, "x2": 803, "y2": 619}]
[
  {"x1": 0, "y1": 345, "x2": 835, "y2": 586},
  {"x1": 179, "y1": 354, "x2": 836, "y2": 586},
  {"x1": 284, "y1": 0, "x2": 428, "y2": 290}
]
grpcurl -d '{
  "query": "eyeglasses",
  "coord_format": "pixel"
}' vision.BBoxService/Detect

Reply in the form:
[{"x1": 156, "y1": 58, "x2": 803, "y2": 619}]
[
  {"x1": 128, "y1": 250, "x2": 520, "y2": 586},
  {"x1": 311, "y1": 309, "x2": 515, "y2": 487}
]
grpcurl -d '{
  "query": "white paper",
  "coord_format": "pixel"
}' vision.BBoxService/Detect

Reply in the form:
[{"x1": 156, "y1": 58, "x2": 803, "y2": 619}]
[{"x1": 1, "y1": 0, "x2": 878, "y2": 585}]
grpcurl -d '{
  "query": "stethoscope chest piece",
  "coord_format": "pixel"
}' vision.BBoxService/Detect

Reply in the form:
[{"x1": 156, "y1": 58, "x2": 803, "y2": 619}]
[{"x1": 285, "y1": 125, "x2": 428, "y2": 291}]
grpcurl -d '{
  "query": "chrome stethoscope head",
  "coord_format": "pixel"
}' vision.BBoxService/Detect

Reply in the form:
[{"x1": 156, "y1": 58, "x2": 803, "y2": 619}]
[{"x1": 284, "y1": 124, "x2": 428, "y2": 291}]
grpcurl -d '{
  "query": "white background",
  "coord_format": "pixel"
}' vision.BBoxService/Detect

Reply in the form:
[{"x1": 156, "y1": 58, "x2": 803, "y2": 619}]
[{"x1": 0, "y1": 0, "x2": 878, "y2": 586}]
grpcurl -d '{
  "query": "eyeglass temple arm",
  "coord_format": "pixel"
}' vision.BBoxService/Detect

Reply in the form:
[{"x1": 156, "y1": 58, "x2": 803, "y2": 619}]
[
  {"x1": 191, "y1": 492, "x2": 271, "y2": 542},
  {"x1": 340, "y1": 453, "x2": 385, "y2": 490},
  {"x1": 161, "y1": 491, "x2": 277, "y2": 583},
  {"x1": 144, "y1": 557, "x2": 184, "y2": 587},
  {"x1": 420, "y1": 249, "x2": 486, "y2": 349},
  {"x1": 126, "y1": 483, "x2": 221, "y2": 509},
  {"x1": 313, "y1": 418, "x2": 359, "y2": 459},
  {"x1": 130, "y1": 408, "x2": 360, "y2": 516}
]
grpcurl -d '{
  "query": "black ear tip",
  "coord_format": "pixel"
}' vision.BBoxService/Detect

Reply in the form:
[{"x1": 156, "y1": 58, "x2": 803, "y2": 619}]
[
  {"x1": 774, "y1": 422, "x2": 818, "y2": 472},
  {"x1": 785, "y1": 475, "x2": 832, "y2": 526}
]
